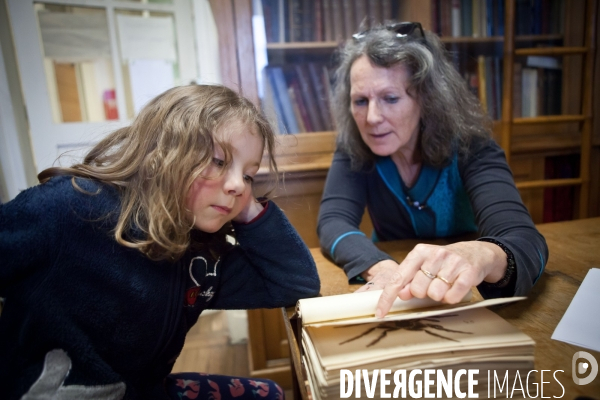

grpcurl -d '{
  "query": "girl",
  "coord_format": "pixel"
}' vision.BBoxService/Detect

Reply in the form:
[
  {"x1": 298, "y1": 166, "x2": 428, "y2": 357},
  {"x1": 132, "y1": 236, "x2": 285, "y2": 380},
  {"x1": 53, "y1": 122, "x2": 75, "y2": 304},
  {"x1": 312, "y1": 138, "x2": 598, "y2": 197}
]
[{"x1": 0, "y1": 84, "x2": 320, "y2": 399}]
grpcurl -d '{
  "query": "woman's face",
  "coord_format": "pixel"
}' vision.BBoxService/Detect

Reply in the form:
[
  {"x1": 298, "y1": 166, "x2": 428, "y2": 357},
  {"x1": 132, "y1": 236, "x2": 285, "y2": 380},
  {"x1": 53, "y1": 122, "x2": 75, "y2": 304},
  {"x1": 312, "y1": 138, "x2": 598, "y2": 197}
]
[{"x1": 349, "y1": 55, "x2": 422, "y2": 159}]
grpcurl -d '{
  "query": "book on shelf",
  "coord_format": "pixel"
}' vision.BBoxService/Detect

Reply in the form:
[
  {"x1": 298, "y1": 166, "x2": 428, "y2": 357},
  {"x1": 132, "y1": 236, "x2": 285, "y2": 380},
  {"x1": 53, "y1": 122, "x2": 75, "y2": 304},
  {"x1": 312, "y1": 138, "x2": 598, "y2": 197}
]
[
  {"x1": 451, "y1": 0, "x2": 462, "y2": 38},
  {"x1": 515, "y1": 0, "x2": 564, "y2": 35},
  {"x1": 262, "y1": 63, "x2": 335, "y2": 134},
  {"x1": 261, "y1": 0, "x2": 399, "y2": 44},
  {"x1": 432, "y1": 0, "x2": 566, "y2": 39},
  {"x1": 515, "y1": 56, "x2": 562, "y2": 117},
  {"x1": 322, "y1": 0, "x2": 334, "y2": 41},
  {"x1": 288, "y1": 85, "x2": 308, "y2": 132},
  {"x1": 308, "y1": 62, "x2": 333, "y2": 131},
  {"x1": 471, "y1": 0, "x2": 481, "y2": 37},
  {"x1": 295, "y1": 290, "x2": 535, "y2": 400},
  {"x1": 290, "y1": 0, "x2": 304, "y2": 42},
  {"x1": 521, "y1": 67, "x2": 538, "y2": 118},
  {"x1": 342, "y1": 0, "x2": 355, "y2": 39},
  {"x1": 266, "y1": 66, "x2": 300, "y2": 133},
  {"x1": 289, "y1": 79, "x2": 314, "y2": 132},
  {"x1": 294, "y1": 64, "x2": 326, "y2": 132},
  {"x1": 460, "y1": 0, "x2": 473, "y2": 36},
  {"x1": 353, "y1": 0, "x2": 366, "y2": 31},
  {"x1": 477, "y1": 56, "x2": 488, "y2": 114},
  {"x1": 314, "y1": 0, "x2": 324, "y2": 42},
  {"x1": 439, "y1": 0, "x2": 452, "y2": 37},
  {"x1": 512, "y1": 62, "x2": 523, "y2": 118},
  {"x1": 367, "y1": 0, "x2": 382, "y2": 29},
  {"x1": 331, "y1": 0, "x2": 345, "y2": 41},
  {"x1": 262, "y1": 67, "x2": 286, "y2": 134}
]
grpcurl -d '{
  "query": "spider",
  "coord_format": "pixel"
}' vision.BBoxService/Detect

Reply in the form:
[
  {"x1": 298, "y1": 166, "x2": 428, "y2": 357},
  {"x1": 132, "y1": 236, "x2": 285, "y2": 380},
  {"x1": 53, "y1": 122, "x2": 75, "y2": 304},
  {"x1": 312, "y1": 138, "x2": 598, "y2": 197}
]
[{"x1": 338, "y1": 314, "x2": 473, "y2": 347}]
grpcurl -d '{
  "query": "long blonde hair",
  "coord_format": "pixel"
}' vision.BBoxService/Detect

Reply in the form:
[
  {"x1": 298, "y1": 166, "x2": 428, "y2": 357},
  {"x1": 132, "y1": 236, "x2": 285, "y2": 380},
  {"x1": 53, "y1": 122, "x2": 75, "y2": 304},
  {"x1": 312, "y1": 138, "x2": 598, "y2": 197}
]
[{"x1": 39, "y1": 84, "x2": 277, "y2": 261}]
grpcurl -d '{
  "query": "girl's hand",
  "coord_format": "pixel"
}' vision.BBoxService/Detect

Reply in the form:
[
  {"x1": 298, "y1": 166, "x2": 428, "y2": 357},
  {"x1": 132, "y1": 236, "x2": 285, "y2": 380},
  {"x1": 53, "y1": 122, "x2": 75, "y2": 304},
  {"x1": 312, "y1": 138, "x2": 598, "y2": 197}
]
[
  {"x1": 232, "y1": 196, "x2": 264, "y2": 223},
  {"x1": 359, "y1": 241, "x2": 507, "y2": 318}
]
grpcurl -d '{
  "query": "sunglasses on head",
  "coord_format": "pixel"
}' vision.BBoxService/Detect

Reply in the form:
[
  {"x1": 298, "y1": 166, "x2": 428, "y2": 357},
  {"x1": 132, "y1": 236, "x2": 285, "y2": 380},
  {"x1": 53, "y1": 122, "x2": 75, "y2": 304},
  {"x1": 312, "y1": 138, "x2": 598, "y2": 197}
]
[{"x1": 352, "y1": 22, "x2": 426, "y2": 42}]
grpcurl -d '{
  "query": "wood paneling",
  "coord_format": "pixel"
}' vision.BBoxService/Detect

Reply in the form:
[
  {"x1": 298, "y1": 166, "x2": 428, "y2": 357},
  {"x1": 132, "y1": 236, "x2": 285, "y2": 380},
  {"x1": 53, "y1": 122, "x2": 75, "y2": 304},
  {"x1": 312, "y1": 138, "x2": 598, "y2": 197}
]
[
  {"x1": 54, "y1": 62, "x2": 81, "y2": 122},
  {"x1": 208, "y1": 0, "x2": 239, "y2": 90}
]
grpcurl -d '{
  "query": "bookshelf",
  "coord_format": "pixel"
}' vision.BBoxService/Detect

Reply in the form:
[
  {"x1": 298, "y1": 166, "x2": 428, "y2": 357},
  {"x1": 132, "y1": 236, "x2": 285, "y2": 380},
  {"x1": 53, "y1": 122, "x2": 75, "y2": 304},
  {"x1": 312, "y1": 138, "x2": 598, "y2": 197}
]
[{"x1": 208, "y1": 0, "x2": 598, "y2": 390}]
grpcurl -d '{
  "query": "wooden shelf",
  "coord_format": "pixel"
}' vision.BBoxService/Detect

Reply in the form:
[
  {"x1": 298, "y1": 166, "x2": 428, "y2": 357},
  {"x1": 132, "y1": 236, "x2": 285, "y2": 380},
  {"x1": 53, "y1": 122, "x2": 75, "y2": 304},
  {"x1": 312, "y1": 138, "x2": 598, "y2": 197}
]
[
  {"x1": 265, "y1": 34, "x2": 564, "y2": 52},
  {"x1": 267, "y1": 41, "x2": 339, "y2": 50},
  {"x1": 515, "y1": 46, "x2": 588, "y2": 56},
  {"x1": 512, "y1": 115, "x2": 588, "y2": 124},
  {"x1": 516, "y1": 177, "x2": 582, "y2": 190}
]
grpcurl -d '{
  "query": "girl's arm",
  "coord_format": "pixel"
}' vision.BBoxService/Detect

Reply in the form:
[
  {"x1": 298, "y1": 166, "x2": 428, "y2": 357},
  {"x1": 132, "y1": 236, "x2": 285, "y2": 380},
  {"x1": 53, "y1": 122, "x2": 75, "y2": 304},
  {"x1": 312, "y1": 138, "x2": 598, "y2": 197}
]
[{"x1": 209, "y1": 200, "x2": 320, "y2": 309}]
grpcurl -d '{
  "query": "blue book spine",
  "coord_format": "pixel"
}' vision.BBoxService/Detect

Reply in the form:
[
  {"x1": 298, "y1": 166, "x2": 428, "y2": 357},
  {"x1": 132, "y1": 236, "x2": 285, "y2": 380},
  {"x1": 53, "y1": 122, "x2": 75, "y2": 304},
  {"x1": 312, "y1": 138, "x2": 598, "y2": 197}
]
[
  {"x1": 461, "y1": 0, "x2": 473, "y2": 37},
  {"x1": 496, "y1": 0, "x2": 505, "y2": 36},
  {"x1": 270, "y1": 67, "x2": 300, "y2": 134}
]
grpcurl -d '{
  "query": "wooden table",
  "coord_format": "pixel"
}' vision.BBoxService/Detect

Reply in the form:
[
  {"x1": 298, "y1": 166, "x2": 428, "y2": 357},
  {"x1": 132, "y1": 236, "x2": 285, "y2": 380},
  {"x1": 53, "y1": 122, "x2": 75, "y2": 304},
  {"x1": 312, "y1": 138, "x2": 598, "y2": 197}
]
[{"x1": 283, "y1": 217, "x2": 600, "y2": 399}]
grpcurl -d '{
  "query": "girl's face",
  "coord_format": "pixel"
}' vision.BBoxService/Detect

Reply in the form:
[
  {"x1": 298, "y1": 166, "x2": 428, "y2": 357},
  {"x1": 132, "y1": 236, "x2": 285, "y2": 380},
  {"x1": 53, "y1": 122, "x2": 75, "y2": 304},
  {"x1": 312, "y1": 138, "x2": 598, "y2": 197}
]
[
  {"x1": 349, "y1": 55, "x2": 422, "y2": 159},
  {"x1": 186, "y1": 119, "x2": 263, "y2": 233}
]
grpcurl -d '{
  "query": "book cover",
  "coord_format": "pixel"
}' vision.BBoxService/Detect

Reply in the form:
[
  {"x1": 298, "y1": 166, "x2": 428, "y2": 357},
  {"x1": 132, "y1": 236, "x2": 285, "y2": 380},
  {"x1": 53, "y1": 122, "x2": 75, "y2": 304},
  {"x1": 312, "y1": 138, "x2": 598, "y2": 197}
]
[
  {"x1": 342, "y1": 0, "x2": 355, "y2": 38},
  {"x1": 322, "y1": 0, "x2": 334, "y2": 41},
  {"x1": 314, "y1": 0, "x2": 323, "y2": 41},
  {"x1": 322, "y1": 64, "x2": 336, "y2": 129},
  {"x1": 354, "y1": 0, "x2": 367, "y2": 30},
  {"x1": 439, "y1": 0, "x2": 452, "y2": 37},
  {"x1": 521, "y1": 67, "x2": 538, "y2": 117},
  {"x1": 493, "y1": 57, "x2": 502, "y2": 120},
  {"x1": 331, "y1": 0, "x2": 345, "y2": 41},
  {"x1": 460, "y1": 0, "x2": 473, "y2": 36},
  {"x1": 496, "y1": 0, "x2": 505, "y2": 36},
  {"x1": 262, "y1": 67, "x2": 286, "y2": 134},
  {"x1": 368, "y1": 0, "x2": 382, "y2": 26},
  {"x1": 472, "y1": 0, "x2": 481, "y2": 37},
  {"x1": 485, "y1": 56, "x2": 494, "y2": 118},
  {"x1": 512, "y1": 62, "x2": 523, "y2": 118},
  {"x1": 480, "y1": 0, "x2": 488, "y2": 37},
  {"x1": 485, "y1": 0, "x2": 493, "y2": 37},
  {"x1": 290, "y1": 0, "x2": 304, "y2": 42},
  {"x1": 308, "y1": 62, "x2": 333, "y2": 130},
  {"x1": 288, "y1": 85, "x2": 307, "y2": 132},
  {"x1": 381, "y1": 0, "x2": 392, "y2": 22},
  {"x1": 431, "y1": 0, "x2": 441, "y2": 35},
  {"x1": 289, "y1": 79, "x2": 314, "y2": 131},
  {"x1": 477, "y1": 55, "x2": 488, "y2": 113},
  {"x1": 451, "y1": 0, "x2": 462, "y2": 37},
  {"x1": 269, "y1": 66, "x2": 301, "y2": 133},
  {"x1": 302, "y1": 0, "x2": 315, "y2": 41},
  {"x1": 261, "y1": 0, "x2": 276, "y2": 43},
  {"x1": 294, "y1": 64, "x2": 326, "y2": 132}
]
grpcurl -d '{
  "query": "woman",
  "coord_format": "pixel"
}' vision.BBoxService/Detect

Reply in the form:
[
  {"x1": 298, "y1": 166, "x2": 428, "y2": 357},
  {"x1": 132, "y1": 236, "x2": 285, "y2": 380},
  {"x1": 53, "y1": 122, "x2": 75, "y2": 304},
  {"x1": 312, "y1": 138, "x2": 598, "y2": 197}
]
[{"x1": 317, "y1": 22, "x2": 547, "y2": 318}]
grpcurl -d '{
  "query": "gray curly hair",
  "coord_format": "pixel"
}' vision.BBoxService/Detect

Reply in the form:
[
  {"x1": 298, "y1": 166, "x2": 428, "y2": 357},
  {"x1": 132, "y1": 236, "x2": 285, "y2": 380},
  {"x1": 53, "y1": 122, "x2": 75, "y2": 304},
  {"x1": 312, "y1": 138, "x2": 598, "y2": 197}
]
[{"x1": 332, "y1": 23, "x2": 491, "y2": 170}]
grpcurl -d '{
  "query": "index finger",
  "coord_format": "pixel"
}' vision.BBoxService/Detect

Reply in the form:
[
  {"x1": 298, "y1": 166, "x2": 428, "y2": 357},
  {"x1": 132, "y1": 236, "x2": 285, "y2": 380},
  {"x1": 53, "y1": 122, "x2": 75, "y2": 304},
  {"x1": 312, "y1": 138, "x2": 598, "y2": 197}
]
[{"x1": 374, "y1": 252, "x2": 425, "y2": 318}]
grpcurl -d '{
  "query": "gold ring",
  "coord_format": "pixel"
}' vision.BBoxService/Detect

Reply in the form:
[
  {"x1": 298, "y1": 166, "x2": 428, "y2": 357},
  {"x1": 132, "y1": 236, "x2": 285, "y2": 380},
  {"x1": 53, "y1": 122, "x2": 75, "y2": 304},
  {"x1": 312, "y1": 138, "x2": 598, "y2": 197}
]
[
  {"x1": 421, "y1": 269, "x2": 436, "y2": 279},
  {"x1": 436, "y1": 275, "x2": 453, "y2": 286}
]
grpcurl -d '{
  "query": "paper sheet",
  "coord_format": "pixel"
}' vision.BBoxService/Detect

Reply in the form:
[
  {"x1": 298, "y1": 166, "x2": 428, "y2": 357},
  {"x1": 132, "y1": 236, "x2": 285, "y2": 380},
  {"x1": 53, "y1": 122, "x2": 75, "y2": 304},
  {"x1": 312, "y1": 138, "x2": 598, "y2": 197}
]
[
  {"x1": 297, "y1": 289, "x2": 525, "y2": 327},
  {"x1": 551, "y1": 268, "x2": 600, "y2": 351}
]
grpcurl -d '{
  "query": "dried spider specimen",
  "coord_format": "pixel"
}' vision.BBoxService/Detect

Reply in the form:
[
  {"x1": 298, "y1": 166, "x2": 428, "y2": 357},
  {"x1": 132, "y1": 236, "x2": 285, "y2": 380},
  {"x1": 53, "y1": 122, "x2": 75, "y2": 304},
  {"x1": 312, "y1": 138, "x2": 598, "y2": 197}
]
[{"x1": 338, "y1": 315, "x2": 472, "y2": 347}]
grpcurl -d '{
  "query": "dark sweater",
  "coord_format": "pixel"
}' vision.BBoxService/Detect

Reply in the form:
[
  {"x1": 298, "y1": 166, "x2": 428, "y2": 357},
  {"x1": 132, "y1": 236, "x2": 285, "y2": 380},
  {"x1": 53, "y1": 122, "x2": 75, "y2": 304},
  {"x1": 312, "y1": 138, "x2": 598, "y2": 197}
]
[
  {"x1": 0, "y1": 176, "x2": 320, "y2": 399},
  {"x1": 317, "y1": 139, "x2": 548, "y2": 298}
]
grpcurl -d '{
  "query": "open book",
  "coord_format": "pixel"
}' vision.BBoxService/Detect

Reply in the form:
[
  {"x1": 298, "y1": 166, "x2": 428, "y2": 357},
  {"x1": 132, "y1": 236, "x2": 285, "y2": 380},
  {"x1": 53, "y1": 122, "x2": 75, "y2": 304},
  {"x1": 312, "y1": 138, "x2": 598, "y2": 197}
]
[{"x1": 296, "y1": 291, "x2": 535, "y2": 400}]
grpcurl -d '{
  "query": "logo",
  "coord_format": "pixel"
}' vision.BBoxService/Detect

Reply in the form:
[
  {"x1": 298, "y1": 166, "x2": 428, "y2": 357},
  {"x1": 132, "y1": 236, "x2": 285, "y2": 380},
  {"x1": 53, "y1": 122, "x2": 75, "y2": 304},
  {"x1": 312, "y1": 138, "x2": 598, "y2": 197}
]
[{"x1": 572, "y1": 351, "x2": 598, "y2": 385}]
